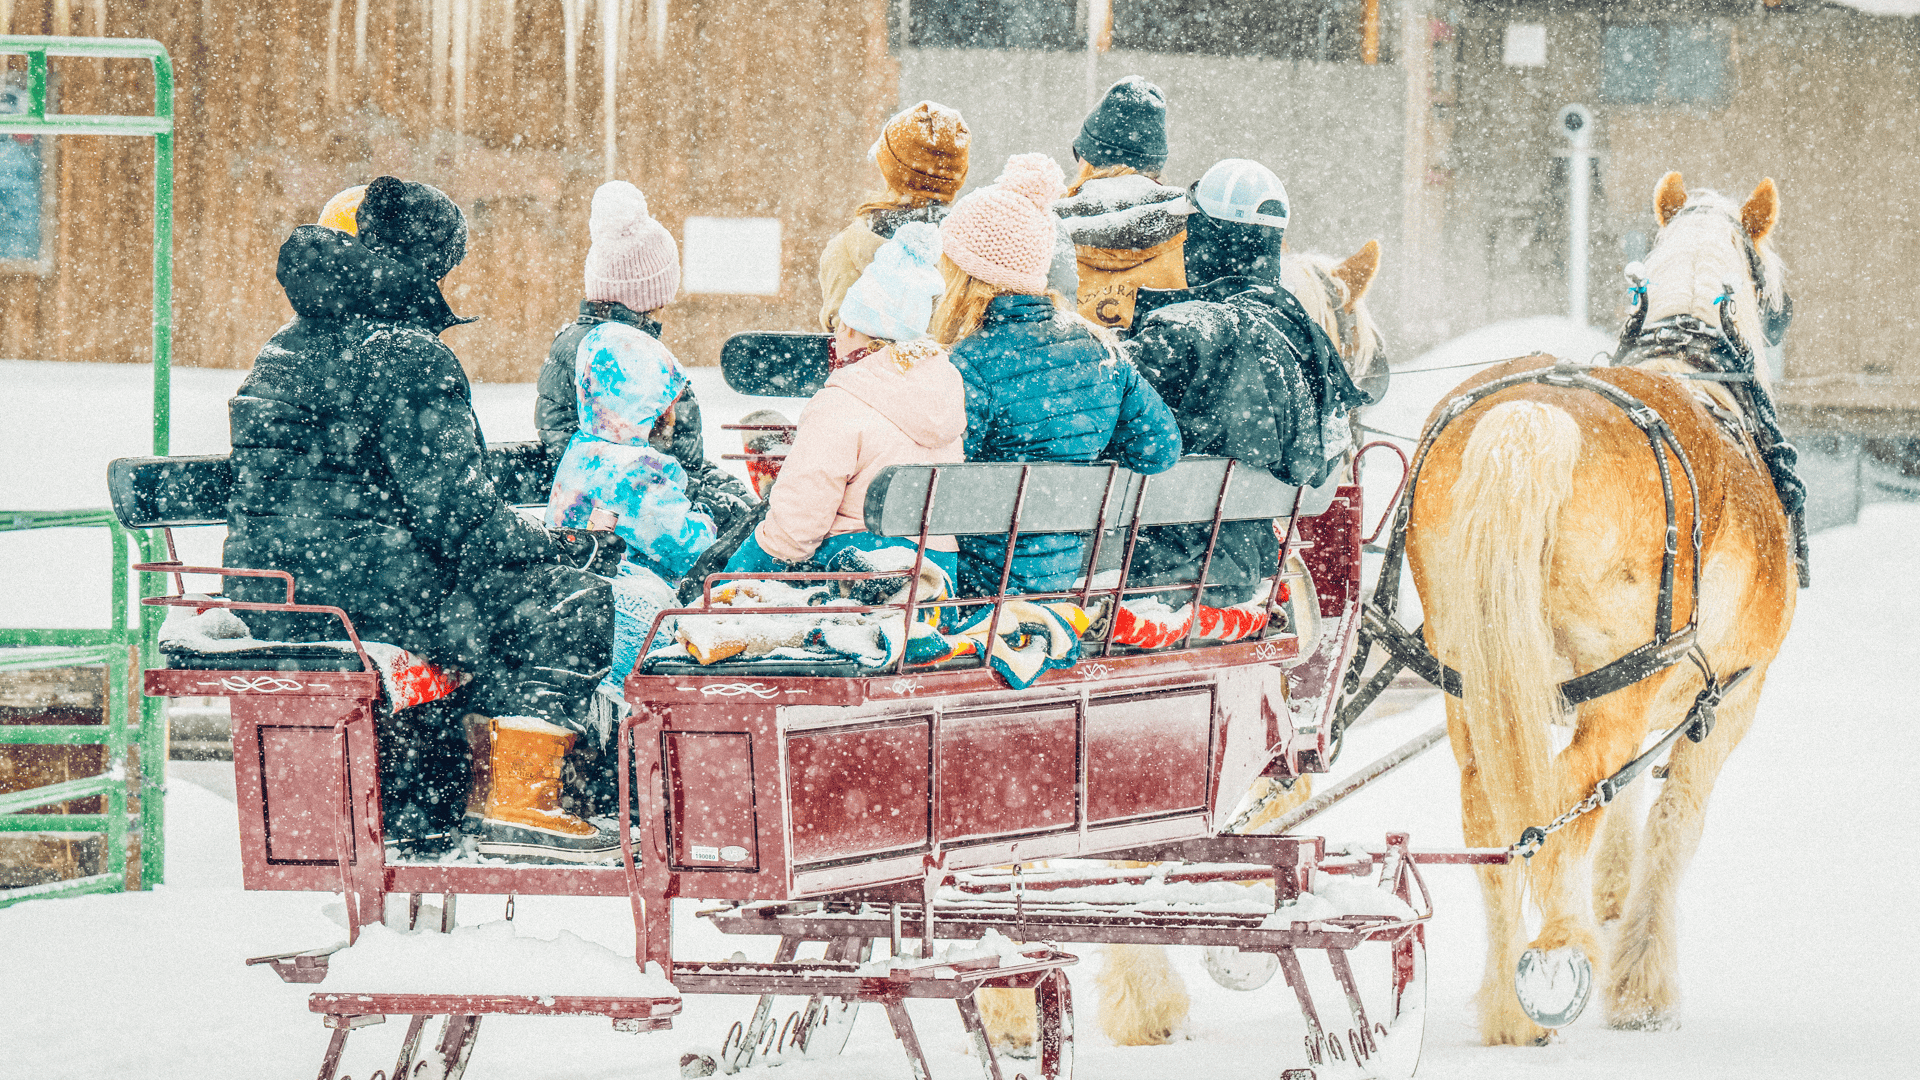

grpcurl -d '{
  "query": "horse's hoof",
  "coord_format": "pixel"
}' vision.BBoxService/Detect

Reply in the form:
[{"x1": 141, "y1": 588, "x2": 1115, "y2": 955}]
[
  {"x1": 1515, "y1": 946, "x2": 1594, "y2": 1029},
  {"x1": 1201, "y1": 945, "x2": 1279, "y2": 991}
]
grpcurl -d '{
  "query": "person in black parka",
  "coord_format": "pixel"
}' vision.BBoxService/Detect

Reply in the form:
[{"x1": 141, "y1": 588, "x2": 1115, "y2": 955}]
[
  {"x1": 226, "y1": 177, "x2": 617, "y2": 860},
  {"x1": 1122, "y1": 159, "x2": 1373, "y2": 606}
]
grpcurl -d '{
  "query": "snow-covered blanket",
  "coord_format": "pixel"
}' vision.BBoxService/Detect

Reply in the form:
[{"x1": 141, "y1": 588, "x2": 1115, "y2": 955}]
[
  {"x1": 159, "y1": 604, "x2": 465, "y2": 711},
  {"x1": 903, "y1": 599, "x2": 1092, "y2": 690},
  {"x1": 1107, "y1": 594, "x2": 1272, "y2": 649},
  {"x1": 664, "y1": 578, "x2": 915, "y2": 669},
  {"x1": 656, "y1": 569, "x2": 1096, "y2": 691}
]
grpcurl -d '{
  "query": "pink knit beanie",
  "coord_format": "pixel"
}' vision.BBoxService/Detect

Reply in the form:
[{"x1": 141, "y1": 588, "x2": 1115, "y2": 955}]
[
  {"x1": 940, "y1": 153, "x2": 1066, "y2": 293},
  {"x1": 584, "y1": 181, "x2": 680, "y2": 313}
]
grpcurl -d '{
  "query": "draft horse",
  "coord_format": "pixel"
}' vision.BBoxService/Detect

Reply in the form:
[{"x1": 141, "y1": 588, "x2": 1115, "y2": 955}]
[{"x1": 1406, "y1": 174, "x2": 1797, "y2": 1043}]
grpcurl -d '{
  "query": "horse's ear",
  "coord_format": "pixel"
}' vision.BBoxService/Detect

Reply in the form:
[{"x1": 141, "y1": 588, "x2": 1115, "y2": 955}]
[
  {"x1": 1334, "y1": 240, "x2": 1381, "y2": 310},
  {"x1": 1741, "y1": 178, "x2": 1779, "y2": 243},
  {"x1": 1654, "y1": 172, "x2": 1688, "y2": 226}
]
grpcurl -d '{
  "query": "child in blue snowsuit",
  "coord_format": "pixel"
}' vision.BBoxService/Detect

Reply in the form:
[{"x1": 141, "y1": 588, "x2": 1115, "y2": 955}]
[{"x1": 546, "y1": 324, "x2": 716, "y2": 691}]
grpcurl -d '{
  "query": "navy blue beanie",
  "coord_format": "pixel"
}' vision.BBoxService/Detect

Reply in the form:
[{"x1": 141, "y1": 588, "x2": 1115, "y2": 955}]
[
  {"x1": 1074, "y1": 76, "x2": 1169, "y2": 174},
  {"x1": 357, "y1": 176, "x2": 469, "y2": 283}
]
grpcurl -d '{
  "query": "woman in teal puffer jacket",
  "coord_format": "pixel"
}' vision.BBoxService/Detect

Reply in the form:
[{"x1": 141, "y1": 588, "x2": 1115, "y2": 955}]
[{"x1": 934, "y1": 154, "x2": 1182, "y2": 598}]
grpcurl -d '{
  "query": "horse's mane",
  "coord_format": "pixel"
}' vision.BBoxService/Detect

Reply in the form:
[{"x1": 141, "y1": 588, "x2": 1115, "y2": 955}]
[
  {"x1": 1281, "y1": 251, "x2": 1382, "y2": 384},
  {"x1": 1639, "y1": 189, "x2": 1788, "y2": 393}
]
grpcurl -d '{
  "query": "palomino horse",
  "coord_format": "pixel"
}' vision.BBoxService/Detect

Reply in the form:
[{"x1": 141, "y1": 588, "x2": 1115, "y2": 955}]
[
  {"x1": 1406, "y1": 174, "x2": 1796, "y2": 1044},
  {"x1": 977, "y1": 239, "x2": 1389, "y2": 1055}
]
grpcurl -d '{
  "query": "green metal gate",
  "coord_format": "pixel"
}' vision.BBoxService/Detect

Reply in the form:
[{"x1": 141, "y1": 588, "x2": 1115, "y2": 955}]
[{"x1": 0, "y1": 35, "x2": 175, "y2": 905}]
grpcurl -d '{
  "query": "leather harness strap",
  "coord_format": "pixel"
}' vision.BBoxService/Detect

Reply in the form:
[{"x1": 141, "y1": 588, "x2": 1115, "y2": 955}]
[{"x1": 1335, "y1": 363, "x2": 1705, "y2": 735}]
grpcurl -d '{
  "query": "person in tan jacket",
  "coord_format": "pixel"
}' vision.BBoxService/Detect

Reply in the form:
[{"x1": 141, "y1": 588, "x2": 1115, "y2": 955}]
[
  {"x1": 734, "y1": 222, "x2": 964, "y2": 589},
  {"x1": 1056, "y1": 76, "x2": 1192, "y2": 331},
  {"x1": 817, "y1": 100, "x2": 971, "y2": 333}
]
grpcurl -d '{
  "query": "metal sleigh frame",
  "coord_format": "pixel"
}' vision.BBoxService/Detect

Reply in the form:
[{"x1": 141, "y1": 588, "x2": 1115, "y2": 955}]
[{"x1": 119, "y1": 439, "x2": 1506, "y2": 1080}]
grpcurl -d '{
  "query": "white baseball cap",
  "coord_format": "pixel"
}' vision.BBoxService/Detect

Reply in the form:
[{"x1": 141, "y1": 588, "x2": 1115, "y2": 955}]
[{"x1": 1190, "y1": 158, "x2": 1289, "y2": 232}]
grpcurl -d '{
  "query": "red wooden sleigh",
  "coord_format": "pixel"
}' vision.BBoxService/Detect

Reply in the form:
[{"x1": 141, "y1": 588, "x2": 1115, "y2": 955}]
[{"x1": 111, "y1": 434, "x2": 1471, "y2": 1080}]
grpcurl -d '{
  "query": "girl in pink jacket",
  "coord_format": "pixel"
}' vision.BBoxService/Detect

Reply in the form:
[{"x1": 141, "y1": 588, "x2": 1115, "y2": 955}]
[{"x1": 725, "y1": 222, "x2": 964, "y2": 589}]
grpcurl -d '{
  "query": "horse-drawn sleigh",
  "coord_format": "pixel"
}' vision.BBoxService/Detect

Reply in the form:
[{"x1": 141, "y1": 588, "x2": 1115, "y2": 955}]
[
  {"x1": 100, "y1": 169, "x2": 1797, "y2": 1079},
  {"x1": 114, "y1": 420, "x2": 1478, "y2": 1080}
]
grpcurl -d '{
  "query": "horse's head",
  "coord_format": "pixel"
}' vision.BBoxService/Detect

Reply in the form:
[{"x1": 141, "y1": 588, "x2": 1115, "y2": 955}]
[
  {"x1": 1281, "y1": 240, "x2": 1385, "y2": 386},
  {"x1": 1640, "y1": 172, "x2": 1791, "y2": 391}
]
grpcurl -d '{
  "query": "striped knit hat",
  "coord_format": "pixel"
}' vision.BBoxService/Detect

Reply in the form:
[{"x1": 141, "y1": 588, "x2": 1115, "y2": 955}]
[
  {"x1": 939, "y1": 154, "x2": 1066, "y2": 294},
  {"x1": 585, "y1": 181, "x2": 680, "y2": 314}
]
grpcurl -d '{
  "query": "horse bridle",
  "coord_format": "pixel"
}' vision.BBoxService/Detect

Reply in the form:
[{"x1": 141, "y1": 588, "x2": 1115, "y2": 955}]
[{"x1": 1615, "y1": 204, "x2": 1794, "y2": 375}]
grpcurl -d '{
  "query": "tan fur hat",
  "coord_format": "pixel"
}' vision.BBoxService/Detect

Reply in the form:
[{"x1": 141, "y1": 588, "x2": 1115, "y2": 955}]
[{"x1": 872, "y1": 101, "x2": 971, "y2": 202}]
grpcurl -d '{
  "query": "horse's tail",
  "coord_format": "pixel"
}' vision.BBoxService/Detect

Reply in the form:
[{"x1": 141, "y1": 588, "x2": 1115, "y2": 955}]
[{"x1": 1427, "y1": 399, "x2": 1581, "y2": 836}]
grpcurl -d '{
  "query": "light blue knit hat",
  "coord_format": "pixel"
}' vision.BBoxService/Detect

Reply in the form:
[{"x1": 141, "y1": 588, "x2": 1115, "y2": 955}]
[{"x1": 837, "y1": 221, "x2": 945, "y2": 343}]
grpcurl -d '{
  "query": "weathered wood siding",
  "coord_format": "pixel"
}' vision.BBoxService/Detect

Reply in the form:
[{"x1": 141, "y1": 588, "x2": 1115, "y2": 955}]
[{"x1": 0, "y1": 0, "x2": 898, "y2": 380}]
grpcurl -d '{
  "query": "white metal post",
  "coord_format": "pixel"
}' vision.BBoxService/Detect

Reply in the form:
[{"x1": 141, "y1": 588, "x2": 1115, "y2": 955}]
[{"x1": 1557, "y1": 104, "x2": 1593, "y2": 327}]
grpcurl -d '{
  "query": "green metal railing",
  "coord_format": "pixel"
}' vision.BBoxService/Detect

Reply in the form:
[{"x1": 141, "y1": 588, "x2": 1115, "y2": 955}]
[
  {"x1": 0, "y1": 35, "x2": 173, "y2": 454},
  {"x1": 0, "y1": 37, "x2": 175, "y2": 904},
  {"x1": 0, "y1": 512, "x2": 168, "y2": 906}
]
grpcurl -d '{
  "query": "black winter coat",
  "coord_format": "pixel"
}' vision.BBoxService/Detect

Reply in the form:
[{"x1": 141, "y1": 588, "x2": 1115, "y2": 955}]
[
  {"x1": 1121, "y1": 278, "x2": 1370, "y2": 605},
  {"x1": 535, "y1": 301, "x2": 755, "y2": 533},
  {"x1": 225, "y1": 225, "x2": 551, "y2": 662}
]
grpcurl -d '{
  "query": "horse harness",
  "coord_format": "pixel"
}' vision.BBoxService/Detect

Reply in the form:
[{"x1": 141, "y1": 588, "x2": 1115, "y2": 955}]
[{"x1": 1334, "y1": 363, "x2": 1752, "y2": 858}]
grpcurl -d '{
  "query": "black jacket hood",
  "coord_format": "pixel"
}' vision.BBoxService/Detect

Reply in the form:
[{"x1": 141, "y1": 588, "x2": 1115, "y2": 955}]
[{"x1": 276, "y1": 225, "x2": 470, "y2": 333}]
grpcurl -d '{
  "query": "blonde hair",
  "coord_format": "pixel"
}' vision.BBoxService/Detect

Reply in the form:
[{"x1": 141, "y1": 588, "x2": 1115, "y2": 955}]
[
  {"x1": 1066, "y1": 161, "x2": 1149, "y2": 197},
  {"x1": 852, "y1": 187, "x2": 950, "y2": 219},
  {"x1": 931, "y1": 256, "x2": 1124, "y2": 360},
  {"x1": 931, "y1": 257, "x2": 1012, "y2": 344}
]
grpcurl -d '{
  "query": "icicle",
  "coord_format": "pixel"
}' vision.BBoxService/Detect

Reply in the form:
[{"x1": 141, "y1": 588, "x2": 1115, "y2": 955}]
[
  {"x1": 451, "y1": 0, "x2": 469, "y2": 140},
  {"x1": 52, "y1": 0, "x2": 70, "y2": 35},
  {"x1": 430, "y1": 0, "x2": 450, "y2": 126},
  {"x1": 618, "y1": 0, "x2": 632, "y2": 80},
  {"x1": 354, "y1": 0, "x2": 369, "y2": 73},
  {"x1": 600, "y1": 0, "x2": 619, "y2": 179},
  {"x1": 2, "y1": 1, "x2": 14, "y2": 36},
  {"x1": 562, "y1": 0, "x2": 581, "y2": 138},
  {"x1": 499, "y1": 0, "x2": 517, "y2": 96},
  {"x1": 326, "y1": 0, "x2": 343, "y2": 104},
  {"x1": 649, "y1": 0, "x2": 667, "y2": 59},
  {"x1": 89, "y1": 0, "x2": 104, "y2": 36}
]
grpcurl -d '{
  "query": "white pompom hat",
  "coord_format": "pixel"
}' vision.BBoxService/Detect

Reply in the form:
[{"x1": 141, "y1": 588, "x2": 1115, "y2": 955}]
[{"x1": 584, "y1": 181, "x2": 680, "y2": 313}]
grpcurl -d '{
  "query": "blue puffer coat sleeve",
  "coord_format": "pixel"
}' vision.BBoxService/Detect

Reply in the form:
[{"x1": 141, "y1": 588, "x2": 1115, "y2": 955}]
[{"x1": 1102, "y1": 360, "x2": 1182, "y2": 474}]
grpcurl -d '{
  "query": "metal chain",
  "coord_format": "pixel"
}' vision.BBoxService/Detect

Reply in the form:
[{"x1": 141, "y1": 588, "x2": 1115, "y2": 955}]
[{"x1": 1510, "y1": 788, "x2": 1607, "y2": 860}]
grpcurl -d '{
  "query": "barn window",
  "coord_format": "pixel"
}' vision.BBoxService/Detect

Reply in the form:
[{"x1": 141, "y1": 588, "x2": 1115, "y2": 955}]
[
  {"x1": 1602, "y1": 23, "x2": 1730, "y2": 106},
  {"x1": 0, "y1": 75, "x2": 53, "y2": 271},
  {"x1": 909, "y1": 0, "x2": 1079, "y2": 50},
  {"x1": 1112, "y1": 0, "x2": 1383, "y2": 62}
]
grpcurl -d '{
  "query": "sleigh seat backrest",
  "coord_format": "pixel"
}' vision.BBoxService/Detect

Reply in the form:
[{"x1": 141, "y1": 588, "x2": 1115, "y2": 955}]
[
  {"x1": 106, "y1": 440, "x2": 556, "y2": 530},
  {"x1": 863, "y1": 456, "x2": 1343, "y2": 573}
]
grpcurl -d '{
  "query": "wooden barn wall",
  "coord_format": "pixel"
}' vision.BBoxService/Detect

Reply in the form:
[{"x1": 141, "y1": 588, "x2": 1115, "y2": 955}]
[
  {"x1": 1440, "y1": 4, "x2": 1920, "y2": 420},
  {"x1": 0, "y1": 0, "x2": 899, "y2": 381}
]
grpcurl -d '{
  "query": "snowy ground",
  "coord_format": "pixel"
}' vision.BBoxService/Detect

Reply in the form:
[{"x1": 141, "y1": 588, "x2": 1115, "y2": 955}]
[{"x1": 3, "y1": 325, "x2": 1916, "y2": 1078}]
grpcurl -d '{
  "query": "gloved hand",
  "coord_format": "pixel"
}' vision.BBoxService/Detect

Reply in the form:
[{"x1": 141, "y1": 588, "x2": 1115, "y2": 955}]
[{"x1": 548, "y1": 528, "x2": 626, "y2": 576}]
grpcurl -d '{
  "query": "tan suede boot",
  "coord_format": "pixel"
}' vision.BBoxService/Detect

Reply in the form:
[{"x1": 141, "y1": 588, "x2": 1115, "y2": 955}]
[{"x1": 476, "y1": 717, "x2": 619, "y2": 863}]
